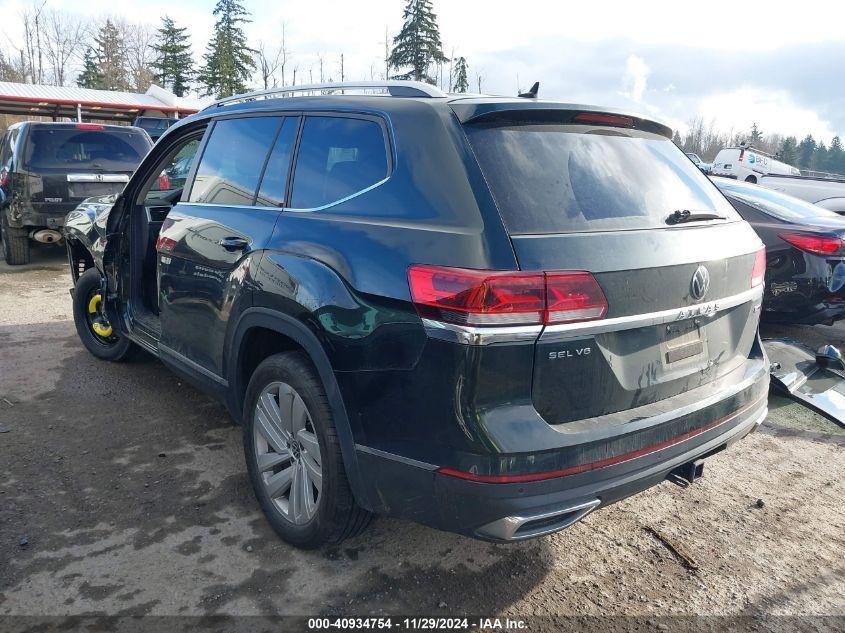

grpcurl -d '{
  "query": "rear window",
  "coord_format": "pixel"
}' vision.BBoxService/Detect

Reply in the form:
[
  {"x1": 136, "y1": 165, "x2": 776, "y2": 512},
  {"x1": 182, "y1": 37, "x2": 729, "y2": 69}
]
[
  {"x1": 22, "y1": 127, "x2": 150, "y2": 171},
  {"x1": 290, "y1": 116, "x2": 388, "y2": 209},
  {"x1": 465, "y1": 123, "x2": 738, "y2": 234},
  {"x1": 135, "y1": 118, "x2": 174, "y2": 132}
]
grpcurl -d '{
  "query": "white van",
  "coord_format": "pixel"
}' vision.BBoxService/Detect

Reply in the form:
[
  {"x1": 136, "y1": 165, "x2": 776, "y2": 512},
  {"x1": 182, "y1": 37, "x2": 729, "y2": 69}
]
[{"x1": 710, "y1": 146, "x2": 800, "y2": 183}]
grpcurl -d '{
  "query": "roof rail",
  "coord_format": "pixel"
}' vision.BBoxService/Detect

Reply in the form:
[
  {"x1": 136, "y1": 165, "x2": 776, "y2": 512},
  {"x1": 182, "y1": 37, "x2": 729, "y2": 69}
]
[{"x1": 205, "y1": 80, "x2": 447, "y2": 109}]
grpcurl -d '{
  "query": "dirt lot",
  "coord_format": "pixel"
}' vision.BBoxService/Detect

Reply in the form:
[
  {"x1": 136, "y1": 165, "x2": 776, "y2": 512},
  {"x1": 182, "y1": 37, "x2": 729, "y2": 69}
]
[{"x1": 1, "y1": 246, "x2": 844, "y2": 623}]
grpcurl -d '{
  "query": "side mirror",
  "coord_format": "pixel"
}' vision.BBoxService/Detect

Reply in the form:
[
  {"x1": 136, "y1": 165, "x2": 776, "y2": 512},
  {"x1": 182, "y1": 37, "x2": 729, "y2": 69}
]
[{"x1": 816, "y1": 344, "x2": 845, "y2": 371}]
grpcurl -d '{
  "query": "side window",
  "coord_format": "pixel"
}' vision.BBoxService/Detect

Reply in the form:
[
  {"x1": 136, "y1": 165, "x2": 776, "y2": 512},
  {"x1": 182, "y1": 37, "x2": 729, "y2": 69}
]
[
  {"x1": 141, "y1": 135, "x2": 202, "y2": 204},
  {"x1": 190, "y1": 116, "x2": 282, "y2": 206},
  {"x1": 255, "y1": 117, "x2": 300, "y2": 207},
  {"x1": 290, "y1": 116, "x2": 388, "y2": 209},
  {"x1": 0, "y1": 132, "x2": 8, "y2": 166}
]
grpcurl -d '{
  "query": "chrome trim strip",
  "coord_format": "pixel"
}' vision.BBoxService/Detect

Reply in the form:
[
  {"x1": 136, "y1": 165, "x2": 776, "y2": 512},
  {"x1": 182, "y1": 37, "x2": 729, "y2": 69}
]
[
  {"x1": 541, "y1": 285, "x2": 763, "y2": 342},
  {"x1": 67, "y1": 173, "x2": 129, "y2": 183},
  {"x1": 421, "y1": 286, "x2": 763, "y2": 347},
  {"x1": 421, "y1": 318, "x2": 543, "y2": 346},
  {"x1": 158, "y1": 343, "x2": 228, "y2": 387},
  {"x1": 476, "y1": 499, "x2": 601, "y2": 541},
  {"x1": 354, "y1": 444, "x2": 438, "y2": 471}
]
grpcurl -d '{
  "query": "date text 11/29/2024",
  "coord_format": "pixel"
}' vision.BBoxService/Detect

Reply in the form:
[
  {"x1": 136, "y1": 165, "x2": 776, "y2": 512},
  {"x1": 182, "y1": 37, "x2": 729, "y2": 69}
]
[{"x1": 307, "y1": 617, "x2": 528, "y2": 630}]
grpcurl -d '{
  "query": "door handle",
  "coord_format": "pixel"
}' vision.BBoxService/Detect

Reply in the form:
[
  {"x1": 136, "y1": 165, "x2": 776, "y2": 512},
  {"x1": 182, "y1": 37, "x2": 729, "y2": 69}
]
[{"x1": 219, "y1": 236, "x2": 249, "y2": 251}]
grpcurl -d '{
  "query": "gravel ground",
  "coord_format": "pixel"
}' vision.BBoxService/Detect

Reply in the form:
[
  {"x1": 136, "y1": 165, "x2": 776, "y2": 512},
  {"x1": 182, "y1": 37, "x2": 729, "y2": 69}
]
[{"x1": 1, "y1": 246, "x2": 844, "y2": 623}]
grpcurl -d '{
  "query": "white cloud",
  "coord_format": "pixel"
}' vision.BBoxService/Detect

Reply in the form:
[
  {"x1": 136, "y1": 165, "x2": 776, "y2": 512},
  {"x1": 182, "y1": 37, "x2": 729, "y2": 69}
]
[
  {"x1": 697, "y1": 87, "x2": 838, "y2": 141},
  {"x1": 621, "y1": 54, "x2": 649, "y2": 103}
]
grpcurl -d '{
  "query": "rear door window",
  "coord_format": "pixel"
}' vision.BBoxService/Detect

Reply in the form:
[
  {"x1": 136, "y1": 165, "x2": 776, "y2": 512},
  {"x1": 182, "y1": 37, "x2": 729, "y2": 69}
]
[
  {"x1": 290, "y1": 116, "x2": 388, "y2": 209},
  {"x1": 256, "y1": 117, "x2": 300, "y2": 207},
  {"x1": 465, "y1": 122, "x2": 738, "y2": 234},
  {"x1": 189, "y1": 116, "x2": 282, "y2": 206},
  {"x1": 22, "y1": 126, "x2": 151, "y2": 172}
]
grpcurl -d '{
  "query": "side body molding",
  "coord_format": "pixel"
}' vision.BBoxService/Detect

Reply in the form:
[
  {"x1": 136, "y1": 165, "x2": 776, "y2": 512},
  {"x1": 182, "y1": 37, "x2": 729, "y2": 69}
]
[{"x1": 226, "y1": 307, "x2": 372, "y2": 511}]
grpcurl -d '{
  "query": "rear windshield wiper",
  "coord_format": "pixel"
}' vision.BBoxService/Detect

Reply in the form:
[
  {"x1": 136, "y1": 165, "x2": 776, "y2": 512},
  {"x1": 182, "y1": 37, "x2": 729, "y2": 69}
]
[{"x1": 666, "y1": 209, "x2": 726, "y2": 225}]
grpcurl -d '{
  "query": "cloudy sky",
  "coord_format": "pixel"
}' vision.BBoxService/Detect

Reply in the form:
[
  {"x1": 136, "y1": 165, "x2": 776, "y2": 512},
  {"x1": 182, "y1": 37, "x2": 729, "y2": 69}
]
[{"x1": 2, "y1": 0, "x2": 844, "y2": 140}]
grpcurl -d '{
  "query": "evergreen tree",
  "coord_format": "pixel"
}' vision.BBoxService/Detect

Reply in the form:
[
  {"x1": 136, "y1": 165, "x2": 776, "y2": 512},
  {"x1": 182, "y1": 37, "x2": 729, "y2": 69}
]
[
  {"x1": 198, "y1": 0, "x2": 256, "y2": 98},
  {"x1": 671, "y1": 130, "x2": 682, "y2": 147},
  {"x1": 797, "y1": 134, "x2": 817, "y2": 169},
  {"x1": 452, "y1": 56, "x2": 468, "y2": 92},
  {"x1": 388, "y1": 0, "x2": 448, "y2": 84},
  {"x1": 749, "y1": 122, "x2": 763, "y2": 146},
  {"x1": 815, "y1": 141, "x2": 828, "y2": 171},
  {"x1": 780, "y1": 136, "x2": 798, "y2": 166},
  {"x1": 151, "y1": 16, "x2": 194, "y2": 97},
  {"x1": 76, "y1": 47, "x2": 103, "y2": 88},
  {"x1": 93, "y1": 20, "x2": 129, "y2": 90},
  {"x1": 827, "y1": 136, "x2": 844, "y2": 175}
]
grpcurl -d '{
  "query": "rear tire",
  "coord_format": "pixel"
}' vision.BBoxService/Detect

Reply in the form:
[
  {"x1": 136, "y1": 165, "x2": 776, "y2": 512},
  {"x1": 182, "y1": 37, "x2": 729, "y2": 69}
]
[
  {"x1": 1, "y1": 212, "x2": 30, "y2": 265},
  {"x1": 745, "y1": 175, "x2": 757, "y2": 184},
  {"x1": 243, "y1": 352, "x2": 371, "y2": 548},
  {"x1": 72, "y1": 268, "x2": 137, "y2": 361}
]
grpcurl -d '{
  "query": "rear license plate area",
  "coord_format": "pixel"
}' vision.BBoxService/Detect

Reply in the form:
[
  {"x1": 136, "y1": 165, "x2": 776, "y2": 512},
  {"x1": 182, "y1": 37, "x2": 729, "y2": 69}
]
[
  {"x1": 68, "y1": 182, "x2": 123, "y2": 198},
  {"x1": 663, "y1": 320, "x2": 704, "y2": 364}
]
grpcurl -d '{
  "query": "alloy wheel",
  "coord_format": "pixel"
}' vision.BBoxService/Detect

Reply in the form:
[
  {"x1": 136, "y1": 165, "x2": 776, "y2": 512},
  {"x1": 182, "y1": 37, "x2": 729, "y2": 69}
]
[{"x1": 252, "y1": 381, "x2": 322, "y2": 524}]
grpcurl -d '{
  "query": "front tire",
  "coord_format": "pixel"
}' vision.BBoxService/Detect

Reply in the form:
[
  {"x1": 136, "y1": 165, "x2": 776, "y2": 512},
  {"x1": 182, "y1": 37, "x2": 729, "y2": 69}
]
[
  {"x1": 72, "y1": 268, "x2": 137, "y2": 361},
  {"x1": 1, "y1": 212, "x2": 30, "y2": 265},
  {"x1": 243, "y1": 352, "x2": 371, "y2": 548}
]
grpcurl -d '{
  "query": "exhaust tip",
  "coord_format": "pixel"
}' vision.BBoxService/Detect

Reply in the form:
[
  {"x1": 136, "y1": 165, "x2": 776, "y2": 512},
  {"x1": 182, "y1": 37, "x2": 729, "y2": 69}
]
[
  {"x1": 476, "y1": 499, "x2": 600, "y2": 541},
  {"x1": 31, "y1": 229, "x2": 62, "y2": 244}
]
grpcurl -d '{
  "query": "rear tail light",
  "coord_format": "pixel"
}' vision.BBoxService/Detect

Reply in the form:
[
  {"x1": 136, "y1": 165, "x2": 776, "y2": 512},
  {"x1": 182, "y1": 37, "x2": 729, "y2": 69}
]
[
  {"x1": 573, "y1": 112, "x2": 633, "y2": 127},
  {"x1": 156, "y1": 235, "x2": 177, "y2": 252},
  {"x1": 407, "y1": 265, "x2": 607, "y2": 327},
  {"x1": 778, "y1": 232, "x2": 845, "y2": 256},
  {"x1": 158, "y1": 172, "x2": 170, "y2": 191},
  {"x1": 738, "y1": 149, "x2": 745, "y2": 162},
  {"x1": 751, "y1": 247, "x2": 766, "y2": 287},
  {"x1": 545, "y1": 272, "x2": 608, "y2": 323},
  {"x1": 76, "y1": 123, "x2": 105, "y2": 130}
]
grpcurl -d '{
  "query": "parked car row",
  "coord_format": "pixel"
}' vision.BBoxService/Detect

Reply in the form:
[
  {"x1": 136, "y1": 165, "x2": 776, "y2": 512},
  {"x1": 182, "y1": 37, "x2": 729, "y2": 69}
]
[{"x1": 1, "y1": 83, "x2": 838, "y2": 550}]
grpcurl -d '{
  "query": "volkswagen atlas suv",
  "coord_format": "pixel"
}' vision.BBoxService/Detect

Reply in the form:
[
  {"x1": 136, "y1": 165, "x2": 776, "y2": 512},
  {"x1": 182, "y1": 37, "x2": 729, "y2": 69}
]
[{"x1": 63, "y1": 81, "x2": 769, "y2": 548}]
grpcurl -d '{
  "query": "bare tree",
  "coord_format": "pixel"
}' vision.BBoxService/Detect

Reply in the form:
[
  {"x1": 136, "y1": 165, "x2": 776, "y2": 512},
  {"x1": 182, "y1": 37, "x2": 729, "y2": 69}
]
[
  {"x1": 119, "y1": 19, "x2": 156, "y2": 92},
  {"x1": 42, "y1": 9, "x2": 89, "y2": 86},
  {"x1": 254, "y1": 23, "x2": 289, "y2": 89},
  {"x1": 255, "y1": 40, "x2": 283, "y2": 89},
  {"x1": 21, "y1": 1, "x2": 49, "y2": 83}
]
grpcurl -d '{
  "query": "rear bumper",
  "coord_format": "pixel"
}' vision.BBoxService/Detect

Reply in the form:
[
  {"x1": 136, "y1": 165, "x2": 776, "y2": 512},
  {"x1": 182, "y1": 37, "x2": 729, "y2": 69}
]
[
  {"x1": 354, "y1": 364, "x2": 769, "y2": 541},
  {"x1": 8, "y1": 202, "x2": 73, "y2": 229}
]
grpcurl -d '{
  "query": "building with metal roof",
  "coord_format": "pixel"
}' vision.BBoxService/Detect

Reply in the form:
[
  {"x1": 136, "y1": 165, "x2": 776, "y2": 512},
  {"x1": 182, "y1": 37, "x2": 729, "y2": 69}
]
[{"x1": 0, "y1": 82, "x2": 207, "y2": 122}]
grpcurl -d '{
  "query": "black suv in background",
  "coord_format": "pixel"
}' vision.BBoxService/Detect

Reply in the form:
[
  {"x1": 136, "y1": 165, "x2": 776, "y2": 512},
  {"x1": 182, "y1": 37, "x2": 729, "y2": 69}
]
[
  {"x1": 0, "y1": 122, "x2": 151, "y2": 264},
  {"x1": 64, "y1": 81, "x2": 769, "y2": 548},
  {"x1": 132, "y1": 116, "x2": 178, "y2": 142}
]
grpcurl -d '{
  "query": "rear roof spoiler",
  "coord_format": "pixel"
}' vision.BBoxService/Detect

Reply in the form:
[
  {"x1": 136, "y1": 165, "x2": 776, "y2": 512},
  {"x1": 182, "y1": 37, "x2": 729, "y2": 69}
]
[{"x1": 450, "y1": 100, "x2": 673, "y2": 138}]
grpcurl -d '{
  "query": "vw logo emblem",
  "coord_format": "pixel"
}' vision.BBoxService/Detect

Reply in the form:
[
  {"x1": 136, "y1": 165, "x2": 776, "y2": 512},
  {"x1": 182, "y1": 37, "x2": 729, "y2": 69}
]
[{"x1": 690, "y1": 265, "x2": 710, "y2": 301}]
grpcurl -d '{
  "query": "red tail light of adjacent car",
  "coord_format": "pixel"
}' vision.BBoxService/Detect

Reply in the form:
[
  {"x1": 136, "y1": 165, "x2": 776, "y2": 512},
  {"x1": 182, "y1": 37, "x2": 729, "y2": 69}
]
[{"x1": 778, "y1": 232, "x2": 845, "y2": 257}]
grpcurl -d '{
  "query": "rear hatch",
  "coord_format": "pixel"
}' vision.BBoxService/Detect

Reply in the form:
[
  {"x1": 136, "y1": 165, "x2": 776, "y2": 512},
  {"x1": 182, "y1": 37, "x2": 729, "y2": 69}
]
[
  {"x1": 20, "y1": 124, "x2": 149, "y2": 209},
  {"x1": 462, "y1": 109, "x2": 764, "y2": 425}
]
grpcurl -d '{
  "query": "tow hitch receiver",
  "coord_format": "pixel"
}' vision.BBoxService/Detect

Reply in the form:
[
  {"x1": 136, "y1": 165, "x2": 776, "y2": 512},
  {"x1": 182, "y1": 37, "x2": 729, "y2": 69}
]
[{"x1": 669, "y1": 459, "x2": 705, "y2": 486}]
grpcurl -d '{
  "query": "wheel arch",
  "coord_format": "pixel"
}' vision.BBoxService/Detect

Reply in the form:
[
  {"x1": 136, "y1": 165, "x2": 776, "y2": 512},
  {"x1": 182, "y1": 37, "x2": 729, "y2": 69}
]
[{"x1": 226, "y1": 307, "x2": 372, "y2": 510}]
